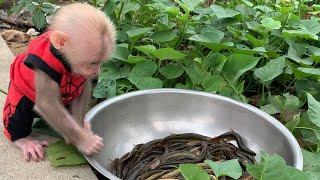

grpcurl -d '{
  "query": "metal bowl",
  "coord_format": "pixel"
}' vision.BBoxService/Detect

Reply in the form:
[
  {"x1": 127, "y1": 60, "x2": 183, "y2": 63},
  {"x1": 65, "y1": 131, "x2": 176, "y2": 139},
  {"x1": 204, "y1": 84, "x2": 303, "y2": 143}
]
[{"x1": 84, "y1": 89, "x2": 303, "y2": 179}]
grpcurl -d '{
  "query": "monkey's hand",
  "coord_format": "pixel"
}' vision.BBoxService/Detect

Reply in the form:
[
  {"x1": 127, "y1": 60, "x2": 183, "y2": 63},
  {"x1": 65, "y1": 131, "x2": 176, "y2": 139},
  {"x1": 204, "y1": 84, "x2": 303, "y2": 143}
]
[
  {"x1": 76, "y1": 129, "x2": 104, "y2": 155},
  {"x1": 83, "y1": 121, "x2": 91, "y2": 130},
  {"x1": 13, "y1": 136, "x2": 49, "y2": 162}
]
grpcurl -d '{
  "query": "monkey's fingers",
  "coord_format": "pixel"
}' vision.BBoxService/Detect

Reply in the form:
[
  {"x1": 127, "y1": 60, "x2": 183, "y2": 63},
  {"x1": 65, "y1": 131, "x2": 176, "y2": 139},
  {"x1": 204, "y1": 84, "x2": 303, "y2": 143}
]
[
  {"x1": 89, "y1": 147, "x2": 99, "y2": 154},
  {"x1": 40, "y1": 140, "x2": 49, "y2": 147},
  {"x1": 34, "y1": 145, "x2": 45, "y2": 161},
  {"x1": 95, "y1": 135, "x2": 103, "y2": 142},
  {"x1": 22, "y1": 147, "x2": 30, "y2": 162},
  {"x1": 84, "y1": 122, "x2": 91, "y2": 130},
  {"x1": 28, "y1": 148, "x2": 39, "y2": 162}
]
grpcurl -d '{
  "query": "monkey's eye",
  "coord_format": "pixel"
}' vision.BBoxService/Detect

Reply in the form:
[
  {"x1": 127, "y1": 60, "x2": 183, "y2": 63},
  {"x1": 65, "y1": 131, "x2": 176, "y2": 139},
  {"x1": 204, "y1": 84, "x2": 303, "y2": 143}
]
[{"x1": 90, "y1": 61, "x2": 99, "y2": 65}]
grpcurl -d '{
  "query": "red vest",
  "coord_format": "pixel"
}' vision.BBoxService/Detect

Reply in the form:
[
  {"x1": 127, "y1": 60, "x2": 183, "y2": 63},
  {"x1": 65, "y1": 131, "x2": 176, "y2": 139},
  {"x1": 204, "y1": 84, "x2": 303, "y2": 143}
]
[{"x1": 9, "y1": 31, "x2": 86, "y2": 105}]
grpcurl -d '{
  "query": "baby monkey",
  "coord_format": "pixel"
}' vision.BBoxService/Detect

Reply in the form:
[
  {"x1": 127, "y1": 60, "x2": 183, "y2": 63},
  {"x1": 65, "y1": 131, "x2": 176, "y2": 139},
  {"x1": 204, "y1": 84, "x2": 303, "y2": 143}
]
[{"x1": 2, "y1": 3, "x2": 116, "y2": 162}]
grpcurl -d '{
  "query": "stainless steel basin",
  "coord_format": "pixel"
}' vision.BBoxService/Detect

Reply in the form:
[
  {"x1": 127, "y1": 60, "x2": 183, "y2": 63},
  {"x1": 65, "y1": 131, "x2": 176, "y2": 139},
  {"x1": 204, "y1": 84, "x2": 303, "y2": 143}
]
[{"x1": 84, "y1": 89, "x2": 303, "y2": 180}]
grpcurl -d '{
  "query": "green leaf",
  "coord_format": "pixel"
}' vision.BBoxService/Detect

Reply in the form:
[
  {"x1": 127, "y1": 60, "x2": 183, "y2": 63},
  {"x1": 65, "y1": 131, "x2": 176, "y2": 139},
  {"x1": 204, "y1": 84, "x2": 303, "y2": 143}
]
[
  {"x1": 151, "y1": 29, "x2": 178, "y2": 42},
  {"x1": 222, "y1": 54, "x2": 260, "y2": 83},
  {"x1": 32, "y1": 11, "x2": 46, "y2": 30},
  {"x1": 283, "y1": 93, "x2": 301, "y2": 111},
  {"x1": 295, "y1": 79, "x2": 320, "y2": 101},
  {"x1": 307, "y1": 93, "x2": 320, "y2": 128},
  {"x1": 165, "y1": 6, "x2": 180, "y2": 16},
  {"x1": 111, "y1": 43, "x2": 129, "y2": 61},
  {"x1": 297, "y1": 68, "x2": 320, "y2": 76},
  {"x1": 46, "y1": 140, "x2": 87, "y2": 167},
  {"x1": 183, "y1": 63, "x2": 202, "y2": 85},
  {"x1": 261, "y1": 104, "x2": 280, "y2": 115},
  {"x1": 205, "y1": 159, "x2": 242, "y2": 179},
  {"x1": 282, "y1": 18, "x2": 320, "y2": 40},
  {"x1": 180, "y1": 0, "x2": 203, "y2": 11},
  {"x1": 106, "y1": 79, "x2": 116, "y2": 98},
  {"x1": 203, "y1": 53, "x2": 227, "y2": 72},
  {"x1": 241, "y1": 0, "x2": 253, "y2": 7},
  {"x1": 302, "y1": 149, "x2": 320, "y2": 172},
  {"x1": 253, "y1": 5, "x2": 274, "y2": 13},
  {"x1": 129, "y1": 61, "x2": 157, "y2": 77},
  {"x1": 134, "y1": 45, "x2": 157, "y2": 57},
  {"x1": 41, "y1": 3, "x2": 56, "y2": 13},
  {"x1": 261, "y1": 17, "x2": 281, "y2": 30},
  {"x1": 153, "y1": 48, "x2": 186, "y2": 61},
  {"x1": 254, "y1": 56, "x2": 285, "y2": 82},
  {"x1": 179, "y1": 164, "x2": 210, "y2": 180},
  {"x1": 189, "y1": 29, "x2": 224, "y2": 44},
  {"x1": 300, "y1": 18, "x2": 320, "y2": 34},
  {"x1": 127, "y1": 55, "x2": 146, "y2": 64},
  {"x1": 159, "y1": 64, "x2": 184, "y2": 79},
  {"x1": 99, "y1": 61, "x2": 122, "y2": 80},
  {"x1": 127, "y1": 27, "x2": 153, "y2": 38},
  {"x1": 122, "y1": 2, "x2": 140, "y2": 15},
  {"x1": 285, "y1": 113, "x2": 301, "y2": 132},
  {"x1": 247, "y1": 152, "x2": 309, "y2": 180},
  {"x1": 120, "y1": 65, "x2": 130, "y2": 78},
  {"x1": 202, "y1": 72, "x2": 226, "y2": 93},
  {"x1": 245, "y1": 34, "x2": 267, "y2": 47},
  {"x1": 287, "y1": 43, "x2": 313, "y2": 65},
  {"x1": 128, "y1": 77, "x2": 163, "y2": 90},
  {"x1": 93, "y1": 82, "x2": 107, "y2": 98},
  {"x1": 210, "y1": 5, "x2": 241, "y2": 19},
  {"x1": 103, "y1": 0, "x2": 117, "y2": 16},
  {"x1": 282, "y1": 29, "x2": 318, "y2": 40}
]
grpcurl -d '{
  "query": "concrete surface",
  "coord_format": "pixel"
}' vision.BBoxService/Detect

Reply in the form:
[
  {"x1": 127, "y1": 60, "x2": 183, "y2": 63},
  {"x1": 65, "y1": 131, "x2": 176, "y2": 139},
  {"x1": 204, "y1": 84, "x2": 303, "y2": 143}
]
[{"x1": 0, "y1": 36, "x2": 98, "y2": 180}]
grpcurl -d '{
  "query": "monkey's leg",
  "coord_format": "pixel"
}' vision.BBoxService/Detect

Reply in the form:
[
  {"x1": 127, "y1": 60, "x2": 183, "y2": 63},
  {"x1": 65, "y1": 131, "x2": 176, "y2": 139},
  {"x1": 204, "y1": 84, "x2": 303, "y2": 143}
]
[{"x1": 3, "y1": 86, "x2": 48, "y2": 162}]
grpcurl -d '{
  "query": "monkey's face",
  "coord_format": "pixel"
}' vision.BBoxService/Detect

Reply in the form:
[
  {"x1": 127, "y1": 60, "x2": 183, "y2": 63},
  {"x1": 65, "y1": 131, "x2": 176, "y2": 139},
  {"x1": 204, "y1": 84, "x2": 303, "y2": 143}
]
[
  {"x1": 57, "y1": 33, "x2": 113, "y2": 79},
  {"x1": 73, "y1": 61, "x2": 101, "y2": 79},
  {"x1": 66, "y1": 46, "x2": 111, "y2": 79}
]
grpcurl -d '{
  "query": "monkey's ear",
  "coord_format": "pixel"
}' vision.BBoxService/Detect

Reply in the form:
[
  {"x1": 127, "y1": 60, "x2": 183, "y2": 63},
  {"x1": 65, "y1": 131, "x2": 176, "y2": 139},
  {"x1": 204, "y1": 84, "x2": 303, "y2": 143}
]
[{"x1": 50, "y1": 31, "x2": 69, "y2": 49}]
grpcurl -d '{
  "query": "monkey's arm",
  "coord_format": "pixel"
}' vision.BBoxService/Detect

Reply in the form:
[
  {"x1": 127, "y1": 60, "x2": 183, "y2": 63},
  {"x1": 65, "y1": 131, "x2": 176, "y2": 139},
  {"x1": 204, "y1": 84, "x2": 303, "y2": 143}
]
[
  {"x1": 71, "y1": 80, "x2": 92, "y2": 126},
  {"x1": 34, "y1": 69, "x2": 84, "y2": 144}
]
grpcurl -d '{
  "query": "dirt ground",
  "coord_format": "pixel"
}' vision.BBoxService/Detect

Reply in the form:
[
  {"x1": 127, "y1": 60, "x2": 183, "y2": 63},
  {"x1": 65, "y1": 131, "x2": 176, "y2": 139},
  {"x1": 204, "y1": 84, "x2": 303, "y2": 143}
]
[{"x1": 5, "y1": 41, "x2": 28, "y2": 55}]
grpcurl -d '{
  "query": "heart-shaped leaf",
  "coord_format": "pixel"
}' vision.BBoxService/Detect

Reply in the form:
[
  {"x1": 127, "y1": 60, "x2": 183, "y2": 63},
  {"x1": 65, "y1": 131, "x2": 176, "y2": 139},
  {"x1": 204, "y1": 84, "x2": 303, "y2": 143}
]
[
  {"x1": 134, "y1": 45, "x2": 157, "y2": 57},
  {"x1": 247, "y1": 152, "x2": 309, "y2": 180},
  {"x1": 159, "y1": 64, "x2": 184, "y2": 79},
  {"x1": 151, "y1": 29, "x2": 178, "y2": 42},
  {"x1": 111, "y1": 43, "x2": 129, "y2": 61},
  {"x1": 127, "y1": 27, "x2": 153, "y2": 38},
  {"x1": 179, "y1": 164, "x2": 210, "y2": 180},
  {"x1": 205, "y1": 159, "x2": 242, "y2": 179},
  {"x1": 254, "y1": 56, "x2": 286, "y2": 82},
  {"x1": 129, "y1": 61, "x2": 157, "y2": 77},
  {"x1": 261, "y1": 17, "x2": 281, "y2": 30},
  {"x1": 210, "y1": 5, "x2": 241, "y2": 19},
  {"x1": 32, "y1": 11, "x2": 46, "y2": 30},
  {"x1": 189, "y1": 29, "x2": 224, "y2": 44},
  {"x1": 307, "y1": 93, "x2": 320, "y2": 127},
  {"x1": 153, "y1": 48, "x2": 186, "y2": 61},
  {"x1": 128, "y1": 76, "x2": 163, "y2": 89},
  {"x1": 222, "y1": 54, "x2": 260, "y2": 83}
]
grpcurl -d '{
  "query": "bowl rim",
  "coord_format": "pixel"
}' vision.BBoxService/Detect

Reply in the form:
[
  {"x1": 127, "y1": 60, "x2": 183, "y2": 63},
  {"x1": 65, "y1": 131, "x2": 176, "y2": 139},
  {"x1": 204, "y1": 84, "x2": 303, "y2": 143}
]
[{"x1": 84, "y1": 88, "x2": 303, "y2": 179}]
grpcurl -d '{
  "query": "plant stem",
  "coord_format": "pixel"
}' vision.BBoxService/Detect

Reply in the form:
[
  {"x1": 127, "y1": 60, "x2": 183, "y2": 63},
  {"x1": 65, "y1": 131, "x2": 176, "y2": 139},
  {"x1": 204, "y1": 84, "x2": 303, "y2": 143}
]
[
  {"x1": 0, "y1": 88, "x2": 7, "y2": 95},
  {"x1": 221, "y1": 73, "x2": 247, "y2": 102},
  {"x1": 117, "y1": 2, "x2": 124, "y2": 26},
  {"x1": 284, "y1": 78, "x2": 296, "y2": 93}
]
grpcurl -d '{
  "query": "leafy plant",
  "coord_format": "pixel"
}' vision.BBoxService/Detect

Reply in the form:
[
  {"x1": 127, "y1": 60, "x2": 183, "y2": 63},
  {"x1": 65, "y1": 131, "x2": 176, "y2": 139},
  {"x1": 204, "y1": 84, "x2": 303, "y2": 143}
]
[
  {"x1": 246, "y1": 152, "x2": 310, "y2": 180},
  {"x1": 205, "y1": 159, "x2": 242, "y2": 179},
  {"x1": 46, "y1": 140, "x2": 87, "y2": 167},
  {"x1": 10, "y1": 0, "x2": 60, "y2": 30},
  {"x1": 179, "y1": 159, "x2": 243, "y2": 180}
]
